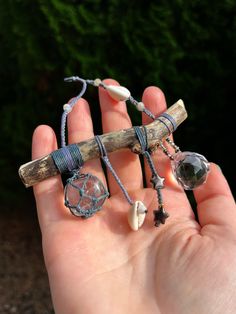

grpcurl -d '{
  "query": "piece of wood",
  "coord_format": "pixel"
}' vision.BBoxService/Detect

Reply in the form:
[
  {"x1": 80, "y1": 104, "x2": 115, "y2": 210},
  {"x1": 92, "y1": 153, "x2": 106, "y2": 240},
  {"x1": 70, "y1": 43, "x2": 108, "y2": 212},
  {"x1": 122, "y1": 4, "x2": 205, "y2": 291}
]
[{"x1": 19, "y1": 99, "x2": 187, "y2": 187}]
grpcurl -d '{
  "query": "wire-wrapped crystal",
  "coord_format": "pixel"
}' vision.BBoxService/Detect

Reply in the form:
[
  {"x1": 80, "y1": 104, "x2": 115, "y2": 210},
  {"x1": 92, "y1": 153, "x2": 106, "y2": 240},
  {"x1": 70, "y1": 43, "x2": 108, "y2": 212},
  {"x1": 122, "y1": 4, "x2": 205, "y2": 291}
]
[
  {"x1": 171, "y1": 151, "x2": 210, "y2": 190},
  {"x1": 64, "y1": 173, "x2": 109, "y2": 218}
]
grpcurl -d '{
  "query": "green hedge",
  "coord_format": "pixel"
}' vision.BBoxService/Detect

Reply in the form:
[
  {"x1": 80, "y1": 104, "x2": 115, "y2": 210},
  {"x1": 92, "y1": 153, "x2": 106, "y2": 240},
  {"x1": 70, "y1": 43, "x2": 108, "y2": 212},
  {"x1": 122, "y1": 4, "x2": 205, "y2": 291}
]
[{"x1": 0, "y1": 0, "x2": 235, "y2": 206}]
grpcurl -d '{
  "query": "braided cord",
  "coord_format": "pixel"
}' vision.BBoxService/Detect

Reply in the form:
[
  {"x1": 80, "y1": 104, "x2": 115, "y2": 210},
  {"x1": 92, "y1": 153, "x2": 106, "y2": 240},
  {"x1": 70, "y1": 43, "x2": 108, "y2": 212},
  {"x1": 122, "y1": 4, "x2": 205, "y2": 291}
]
[
  {"x1": 51, "y1": 144, "x2": 84, "y2": 173},
  {"x1": 95, "y1": 136, "x2": 133, "y2": 205},
  {"x1": 133, "y1": 126, "x2": 164, "y2": 206},
  {"x1": 61, "y1": 78, "x2": 87, "y2": 148}
]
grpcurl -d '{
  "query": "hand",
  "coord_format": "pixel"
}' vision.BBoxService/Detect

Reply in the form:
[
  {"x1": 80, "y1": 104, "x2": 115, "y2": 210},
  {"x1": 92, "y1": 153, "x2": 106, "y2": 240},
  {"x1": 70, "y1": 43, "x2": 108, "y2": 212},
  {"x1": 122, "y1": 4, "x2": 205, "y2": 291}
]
[{"x1": 32, "y1": 80, "x2": 236, "y2": 314}]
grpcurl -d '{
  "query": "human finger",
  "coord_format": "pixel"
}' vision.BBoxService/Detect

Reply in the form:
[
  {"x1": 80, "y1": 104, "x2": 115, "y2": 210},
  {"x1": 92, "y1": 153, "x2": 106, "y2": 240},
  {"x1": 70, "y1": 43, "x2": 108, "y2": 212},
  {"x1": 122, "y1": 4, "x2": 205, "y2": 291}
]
[
  {"x1": 67, "y1": 98, "x2": 107, "y2": 186},
  {"x1": 194, "y1": 163, "x2": 236, "y2": 228},
  {"x1": 32, "y1": 125, "x2": 65, "y2": 229},
  {"x1": 98, "y1": 79, "x2": 143, "y2": 195}
]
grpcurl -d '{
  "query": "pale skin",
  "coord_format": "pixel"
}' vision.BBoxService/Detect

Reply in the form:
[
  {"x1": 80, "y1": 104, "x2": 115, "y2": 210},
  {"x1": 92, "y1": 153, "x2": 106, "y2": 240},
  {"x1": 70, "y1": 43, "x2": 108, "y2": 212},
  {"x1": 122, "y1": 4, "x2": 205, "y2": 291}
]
[{"x1": 32, "y1": 80, "x2": 236, "y2": 314}]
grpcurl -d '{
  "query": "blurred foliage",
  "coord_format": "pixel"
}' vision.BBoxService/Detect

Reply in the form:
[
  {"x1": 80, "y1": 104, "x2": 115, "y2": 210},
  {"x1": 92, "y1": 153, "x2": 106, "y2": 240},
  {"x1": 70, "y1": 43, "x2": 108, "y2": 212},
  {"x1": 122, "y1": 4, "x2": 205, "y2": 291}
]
[{"x1": 0, "y1": 0, "x2": 235, "y2": 207}]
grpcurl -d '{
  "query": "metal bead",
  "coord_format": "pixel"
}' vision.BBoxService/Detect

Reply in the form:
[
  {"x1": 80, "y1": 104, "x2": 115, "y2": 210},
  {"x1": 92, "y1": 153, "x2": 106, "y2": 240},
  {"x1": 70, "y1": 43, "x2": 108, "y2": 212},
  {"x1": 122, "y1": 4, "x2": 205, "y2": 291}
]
[{"x1": 64, "y1": 173, "x2": 109, "y2": 218}]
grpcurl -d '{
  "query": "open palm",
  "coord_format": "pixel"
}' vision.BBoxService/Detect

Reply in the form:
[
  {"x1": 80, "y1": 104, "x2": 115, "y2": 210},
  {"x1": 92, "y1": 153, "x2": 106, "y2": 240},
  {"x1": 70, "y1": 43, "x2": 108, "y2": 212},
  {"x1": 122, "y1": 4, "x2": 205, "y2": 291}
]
[{"x1": 32, "y1": 80, "x2": 236, "y2": 314}]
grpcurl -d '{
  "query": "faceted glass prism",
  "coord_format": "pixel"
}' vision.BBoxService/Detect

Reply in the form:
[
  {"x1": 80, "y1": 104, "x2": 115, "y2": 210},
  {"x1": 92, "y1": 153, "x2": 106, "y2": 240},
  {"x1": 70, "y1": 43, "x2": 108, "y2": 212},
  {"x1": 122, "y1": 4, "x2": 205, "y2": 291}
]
[
  {"x1": 171, "y1": 151, "x2": 210, "y2": 190},
  {"x1": 64, "y1": 173, "x2": 109, "y2": 218}
]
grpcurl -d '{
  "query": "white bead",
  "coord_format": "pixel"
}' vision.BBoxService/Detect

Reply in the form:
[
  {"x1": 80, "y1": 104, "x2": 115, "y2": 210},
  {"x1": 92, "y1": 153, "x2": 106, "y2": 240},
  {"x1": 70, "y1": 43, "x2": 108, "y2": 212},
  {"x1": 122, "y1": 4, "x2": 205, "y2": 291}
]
[
  {"x1": 63, "y1": 104, "x2": 72, "y2": 113},
  {"x1": 94, "y1": 78, "x2": 102, "y2": 87},
  {"x1": 128, "y1": 201, "x2": 147, "y2": 231},
  {"x1": 137, "y1": 102, "x2": 145, "y2": 111},
  {"x1": 106, "y1": 85, "x2": 131, "y2": 102}
]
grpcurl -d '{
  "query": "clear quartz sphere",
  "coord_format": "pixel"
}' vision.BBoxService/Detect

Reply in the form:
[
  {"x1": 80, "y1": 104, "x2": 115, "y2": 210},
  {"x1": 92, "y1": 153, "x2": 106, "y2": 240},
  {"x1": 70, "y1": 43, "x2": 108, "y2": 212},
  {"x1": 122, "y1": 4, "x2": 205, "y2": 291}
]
[
  {"x1": 171, "y1": 151, "x2": 210, "y2": 190},
  {"x1": 65, "y1": 173, "x2": 109, "y2": 218}
]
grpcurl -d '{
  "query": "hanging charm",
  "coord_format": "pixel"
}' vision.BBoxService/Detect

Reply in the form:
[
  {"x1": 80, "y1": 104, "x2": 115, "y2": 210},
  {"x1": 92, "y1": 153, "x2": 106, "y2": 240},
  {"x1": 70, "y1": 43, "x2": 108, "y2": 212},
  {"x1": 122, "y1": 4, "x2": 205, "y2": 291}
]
[
  {"x1": 163, "y1": 137, "x2": 210, "y2": 190},
  {"x1": 128, "y1": 201, "x2": 148, "y2": 231},
  {"x1": 64, "y1": 172, "x2": 109, "y2": 218},
  {"x1": 153, "y1": 206, "x2": 169, "y2": 227},
  {"x1": 133, "y1": 126, "x2": 170, "y2": 227},
  {"x1": 171, "y1": 151, "x2": 210, "y2": 190},
  {"x1": 150, "y1": 175, "x2": 169, "y2": 227}
]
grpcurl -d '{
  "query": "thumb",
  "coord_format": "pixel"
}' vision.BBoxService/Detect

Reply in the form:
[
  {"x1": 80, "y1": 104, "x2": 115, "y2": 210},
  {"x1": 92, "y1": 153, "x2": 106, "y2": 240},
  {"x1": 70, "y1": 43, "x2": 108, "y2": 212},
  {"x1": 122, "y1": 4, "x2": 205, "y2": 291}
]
[{"x1": 194, "y1": 163, "x2": 236, "y2": 228}]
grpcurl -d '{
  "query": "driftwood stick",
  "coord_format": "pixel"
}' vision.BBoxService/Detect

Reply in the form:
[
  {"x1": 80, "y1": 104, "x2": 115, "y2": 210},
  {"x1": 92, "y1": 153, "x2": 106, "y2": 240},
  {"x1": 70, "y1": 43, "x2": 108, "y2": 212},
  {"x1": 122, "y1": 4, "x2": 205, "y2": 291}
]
[{"x1": 19, "y1": 99, "x2": 187, "y2": 187}]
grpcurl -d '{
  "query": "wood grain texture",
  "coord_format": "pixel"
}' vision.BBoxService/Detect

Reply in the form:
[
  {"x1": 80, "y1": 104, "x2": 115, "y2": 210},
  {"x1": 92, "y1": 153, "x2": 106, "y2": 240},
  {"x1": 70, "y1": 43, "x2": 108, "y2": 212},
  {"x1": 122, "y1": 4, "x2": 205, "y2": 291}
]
[{"x1": 19, "y1": 100, "x2": 187, "y2": 187}]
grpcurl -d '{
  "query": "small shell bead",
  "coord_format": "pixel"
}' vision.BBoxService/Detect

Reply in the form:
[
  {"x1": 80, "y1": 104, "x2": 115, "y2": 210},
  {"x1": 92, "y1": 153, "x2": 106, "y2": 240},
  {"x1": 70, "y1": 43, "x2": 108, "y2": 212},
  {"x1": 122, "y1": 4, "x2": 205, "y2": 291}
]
[
  {"x1": 128, "y1": 201, "x2": 147, "y2": 231},
  {"x1": 137, "y1": 102, "x2": 145, "y2": 111},
  {"x1": 106, "y1": 85, "x2": 131, "y2": 102}
]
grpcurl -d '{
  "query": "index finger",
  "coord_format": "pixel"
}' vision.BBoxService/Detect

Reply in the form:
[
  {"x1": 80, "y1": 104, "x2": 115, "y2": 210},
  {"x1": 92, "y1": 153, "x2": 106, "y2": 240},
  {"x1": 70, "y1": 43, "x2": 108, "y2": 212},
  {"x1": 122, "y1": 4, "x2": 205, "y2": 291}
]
[
  {"x1": 141, "y1": 86, "x2": 181, "y2": 189},
  {"x1": 32, "y1": 125, "x2": 65, "y2": 229}
]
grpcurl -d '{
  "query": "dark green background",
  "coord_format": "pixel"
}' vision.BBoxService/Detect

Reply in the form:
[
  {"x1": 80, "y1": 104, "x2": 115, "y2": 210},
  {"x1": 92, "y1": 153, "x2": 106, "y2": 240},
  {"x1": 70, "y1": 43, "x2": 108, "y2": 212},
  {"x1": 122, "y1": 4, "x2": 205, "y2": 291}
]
[{"x1": 0, "y1": 0, "x2": 235, "y2": 213}]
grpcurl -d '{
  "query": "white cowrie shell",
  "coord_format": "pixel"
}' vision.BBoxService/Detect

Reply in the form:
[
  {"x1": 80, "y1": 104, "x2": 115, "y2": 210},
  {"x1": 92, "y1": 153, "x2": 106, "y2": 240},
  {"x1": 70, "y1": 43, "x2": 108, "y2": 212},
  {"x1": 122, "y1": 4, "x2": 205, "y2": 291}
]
[
  {"x1": 106, "y1": 85, "x2": 131, "y2": 102},
  {"x1": 128, "y1": 201, "x2": 147, "y2": 231}
]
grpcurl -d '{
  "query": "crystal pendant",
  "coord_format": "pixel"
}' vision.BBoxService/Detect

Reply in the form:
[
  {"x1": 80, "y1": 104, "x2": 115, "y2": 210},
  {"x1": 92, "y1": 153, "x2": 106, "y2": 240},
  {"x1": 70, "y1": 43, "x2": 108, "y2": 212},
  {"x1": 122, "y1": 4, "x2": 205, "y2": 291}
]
[
  {"x1": 171, "y1": 152, "x2": 210, "y2": 190},
  {"x1": 64, "y1": 173, "x2": 109, "y2": 218}
]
